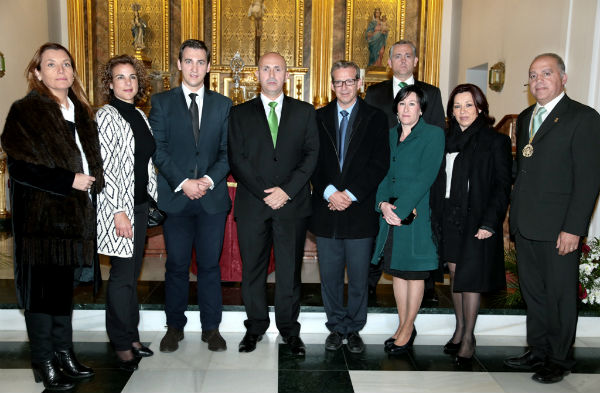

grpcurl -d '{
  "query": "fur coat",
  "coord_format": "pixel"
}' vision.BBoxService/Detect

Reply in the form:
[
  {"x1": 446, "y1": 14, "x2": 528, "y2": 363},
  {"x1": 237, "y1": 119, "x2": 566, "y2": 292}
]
[{"x1": 1, "y1": 90, "x2": 104, "y2": 268}]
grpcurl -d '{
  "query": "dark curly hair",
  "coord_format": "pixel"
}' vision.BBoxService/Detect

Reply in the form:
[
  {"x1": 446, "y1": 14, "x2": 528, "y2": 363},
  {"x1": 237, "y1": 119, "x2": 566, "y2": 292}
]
[{"x1": 99, "y1": 54, "x2": 149, "y2": 104}]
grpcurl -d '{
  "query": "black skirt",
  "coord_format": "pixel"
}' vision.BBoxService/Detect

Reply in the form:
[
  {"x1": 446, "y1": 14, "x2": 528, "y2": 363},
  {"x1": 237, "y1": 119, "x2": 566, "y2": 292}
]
[{"x1": 383, "y1": 226, "x2": 430, "y2": 280}]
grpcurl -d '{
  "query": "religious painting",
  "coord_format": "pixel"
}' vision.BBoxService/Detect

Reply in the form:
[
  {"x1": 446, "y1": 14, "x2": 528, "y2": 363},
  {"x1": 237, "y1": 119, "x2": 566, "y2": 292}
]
[{"x1": 345, "y1": 0, "x2": 406, "y2": 70}]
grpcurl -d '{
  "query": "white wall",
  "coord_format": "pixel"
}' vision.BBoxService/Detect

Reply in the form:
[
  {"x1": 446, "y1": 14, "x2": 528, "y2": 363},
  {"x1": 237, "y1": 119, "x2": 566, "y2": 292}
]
[
  {"x1": 440, "y1": 0, "x2": 599, "y2": 121},
  {"x1": 0, "y1": 0, "x2": 69, "y2": 132}
]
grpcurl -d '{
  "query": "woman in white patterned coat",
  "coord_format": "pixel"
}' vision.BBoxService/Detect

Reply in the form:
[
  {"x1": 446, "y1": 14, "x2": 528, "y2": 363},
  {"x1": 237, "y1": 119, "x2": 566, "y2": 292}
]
[{"x1": 96, "y1": 54, "x2": 157, "y2": 371}]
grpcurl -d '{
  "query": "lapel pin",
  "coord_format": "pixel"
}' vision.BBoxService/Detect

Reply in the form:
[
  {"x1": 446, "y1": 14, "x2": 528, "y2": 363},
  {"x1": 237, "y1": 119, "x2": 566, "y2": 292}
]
[{"x1": 554, "y1": 117, "x2": 559, "y2": 123}]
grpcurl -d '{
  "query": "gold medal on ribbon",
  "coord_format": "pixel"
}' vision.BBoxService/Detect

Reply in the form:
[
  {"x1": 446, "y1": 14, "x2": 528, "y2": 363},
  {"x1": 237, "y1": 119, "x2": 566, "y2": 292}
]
[{"x1": 522, "y1": 143, "x2": 533, "y2": 157}]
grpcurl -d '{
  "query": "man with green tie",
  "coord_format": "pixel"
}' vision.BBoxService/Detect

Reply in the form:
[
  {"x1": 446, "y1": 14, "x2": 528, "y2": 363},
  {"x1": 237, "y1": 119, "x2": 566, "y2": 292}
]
[
  {"x1": 228, "y1": 52, "x2": 319, "y2": 356},
  {"x1": 505, "y1": 53, "x2": 600, "y2": 383}
]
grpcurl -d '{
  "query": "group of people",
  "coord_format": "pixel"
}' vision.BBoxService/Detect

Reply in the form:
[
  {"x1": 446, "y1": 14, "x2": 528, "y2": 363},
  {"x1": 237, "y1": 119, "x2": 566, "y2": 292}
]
[{"x1": 2, "y1": 36, "x2": 599, "y2": 391}]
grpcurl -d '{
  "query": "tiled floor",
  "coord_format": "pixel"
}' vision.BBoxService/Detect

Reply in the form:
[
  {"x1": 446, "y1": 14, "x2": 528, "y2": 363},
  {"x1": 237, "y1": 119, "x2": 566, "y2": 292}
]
[{"x1": 1, "y1": 332, "x2": 600, "y2": 393}]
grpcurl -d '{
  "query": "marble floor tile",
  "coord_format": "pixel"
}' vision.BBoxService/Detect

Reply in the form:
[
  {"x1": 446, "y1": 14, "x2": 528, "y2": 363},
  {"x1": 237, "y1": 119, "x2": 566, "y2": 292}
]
[
  {"x1": 0, "y1": 369, "x2": 40, "y2": 393},
  {"x1": 206, "y1": 333, "x2": 278, "y2": 371},
  {"x1": 563, "y1": 373, "x2": 600, "y2": 393},
  {"x1": 122, "y1": 369, "x2": 206, "y2": 393},
  {"x1": 490, "y1": 371, "x2": 579, "y2": 393},
  {"x1": 349, "y1": 370, "x2": 504, "y2": 393},
  {"x1": 279, "y1": 370, "x2": 354, "y2": 393},
  {"x1": 201, "y1": 370, "x2": 277, "y2": 393}
]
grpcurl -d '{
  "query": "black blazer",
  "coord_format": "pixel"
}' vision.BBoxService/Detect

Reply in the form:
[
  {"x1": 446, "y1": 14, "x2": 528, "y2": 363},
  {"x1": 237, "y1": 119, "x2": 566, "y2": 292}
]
[
  {"x1": 510, "y1": 95, "x2": 600, "y2": 240},
  {"x1": 149, "y1": 86, "x2": 232, "y2": 214},
  {"x1": 310, "y1": 97, "x2": 390, "y2": 238},
  {"x1": 228, "y1": 95, "x2": 319, "y2": 220},
  {"x1": 365, "y1": 78, "x2": 446, "y2": 129}
]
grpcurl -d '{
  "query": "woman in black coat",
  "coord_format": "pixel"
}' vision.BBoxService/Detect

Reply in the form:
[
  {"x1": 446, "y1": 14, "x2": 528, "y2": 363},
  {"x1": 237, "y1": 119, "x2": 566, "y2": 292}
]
[
  {"x1": 430, "y1": 84, "x2": 511, "y2": 364},
  {"x1": 1, "y1": 43, "x2": 104, "y2": 391}
]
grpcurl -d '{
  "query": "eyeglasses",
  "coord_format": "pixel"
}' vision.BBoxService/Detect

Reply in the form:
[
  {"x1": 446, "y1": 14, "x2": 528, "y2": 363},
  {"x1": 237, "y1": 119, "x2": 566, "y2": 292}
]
[{"x1": 332, "y1": 79, "x2": 358, "y2": 88}]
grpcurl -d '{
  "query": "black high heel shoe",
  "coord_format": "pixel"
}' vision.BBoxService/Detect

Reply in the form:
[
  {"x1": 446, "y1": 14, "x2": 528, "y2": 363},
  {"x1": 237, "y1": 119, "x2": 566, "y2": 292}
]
[
  {"x1": 443, "y1": 340, "x2": 462, "y2": 354},
  {"x1": 32, "y1": 360, "x2": 75, "y2": 391},
  {"x1": 55, "y1": 348, "x2": 95, "y2": 379},
  {"x1": 385, "y1": 326, "x2": 417, "y2": 354},
  {"x1": 453, "y1": 337, "x2": 476, "y2": 366}
]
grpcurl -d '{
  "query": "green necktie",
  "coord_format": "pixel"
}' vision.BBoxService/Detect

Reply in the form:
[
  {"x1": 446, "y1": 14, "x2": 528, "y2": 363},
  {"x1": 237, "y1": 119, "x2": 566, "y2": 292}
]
[
  {"x1": 531, "y1": 106, "x2": 547, "y2": 137},
  {"x1": 398, "y1": 81, "x2": 408, "y2": 88},
  {"x1": 268, "y1": 101, "x2": 278, "y2": 147}
]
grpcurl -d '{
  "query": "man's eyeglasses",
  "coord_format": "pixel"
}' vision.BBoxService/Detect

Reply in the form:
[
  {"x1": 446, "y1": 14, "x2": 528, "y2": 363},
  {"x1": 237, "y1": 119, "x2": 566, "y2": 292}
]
[{"x1": 332, "y1": 79, "x2": 359, "y2": 88}]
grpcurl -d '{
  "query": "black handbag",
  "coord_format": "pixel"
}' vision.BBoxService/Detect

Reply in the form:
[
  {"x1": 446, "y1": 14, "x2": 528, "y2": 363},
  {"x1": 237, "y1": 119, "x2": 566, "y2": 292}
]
[{"x1": 147, "y1": 194, "x2": 166, "y2": 228}]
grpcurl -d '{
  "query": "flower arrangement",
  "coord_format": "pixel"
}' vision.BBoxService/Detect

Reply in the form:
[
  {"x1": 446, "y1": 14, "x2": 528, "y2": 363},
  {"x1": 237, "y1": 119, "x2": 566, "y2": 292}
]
[{"x1": 578, "y1": 237, "x2": 600, "y2": 305}]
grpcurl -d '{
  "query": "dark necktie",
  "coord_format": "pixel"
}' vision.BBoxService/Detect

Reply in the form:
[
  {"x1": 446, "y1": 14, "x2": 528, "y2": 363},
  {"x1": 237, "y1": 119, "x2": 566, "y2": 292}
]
[
  {"x1": 189, "y1": 93, "x2": 199, "y2": 145},
  {"x1": 398, "y1": 81, "x2": 408, "y2": 88},
  {"x1": 338, "y1": 110, "x2": 349, "y2": 168}
]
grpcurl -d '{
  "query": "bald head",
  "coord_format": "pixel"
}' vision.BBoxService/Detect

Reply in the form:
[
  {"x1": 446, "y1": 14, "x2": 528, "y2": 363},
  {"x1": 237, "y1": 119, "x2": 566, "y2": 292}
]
[{"x1": 256, "y1": 52, "x2": 289, "y2": 100}]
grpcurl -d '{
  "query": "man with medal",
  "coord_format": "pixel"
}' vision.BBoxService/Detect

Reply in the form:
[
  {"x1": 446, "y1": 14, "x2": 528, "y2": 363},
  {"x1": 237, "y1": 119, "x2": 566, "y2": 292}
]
[{"x1": 505, "y1": 53, "x2": 600, "y2": 383}]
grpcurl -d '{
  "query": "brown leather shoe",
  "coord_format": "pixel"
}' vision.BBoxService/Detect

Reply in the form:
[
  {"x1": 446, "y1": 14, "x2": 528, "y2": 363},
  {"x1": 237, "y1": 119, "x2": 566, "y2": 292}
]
[
  {"x1": 159, "y1": 327, "x2": 184, "y2": 353},
  {"x1": 201, "y1": 329, "x2": 227, "y2": 352}
]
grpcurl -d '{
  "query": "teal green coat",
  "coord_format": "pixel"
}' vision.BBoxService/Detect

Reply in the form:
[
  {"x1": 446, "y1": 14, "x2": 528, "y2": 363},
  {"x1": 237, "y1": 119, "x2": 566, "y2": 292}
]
[{"x1": 371, "y1": 118, "x2": 444, "y2": 271}]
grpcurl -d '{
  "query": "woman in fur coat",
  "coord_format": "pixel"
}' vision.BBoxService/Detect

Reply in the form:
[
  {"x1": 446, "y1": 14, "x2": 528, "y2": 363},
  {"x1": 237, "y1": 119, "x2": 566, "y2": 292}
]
[
  {"x1": 1, "y1": 42, "x2": 104, "y2": 391},
  {"x1": 96, "y1": 54, "x2": 157, "y2": 371}
]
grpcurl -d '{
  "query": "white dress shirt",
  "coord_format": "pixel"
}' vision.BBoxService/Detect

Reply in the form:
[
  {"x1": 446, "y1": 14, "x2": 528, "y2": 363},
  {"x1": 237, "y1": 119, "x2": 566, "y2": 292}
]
[
  {"x1": 392, "y1": 75, "x2": 416, "y2": 99},
  {"x1": 259, "y1": 92, "x2": 284, "y2": 124}
]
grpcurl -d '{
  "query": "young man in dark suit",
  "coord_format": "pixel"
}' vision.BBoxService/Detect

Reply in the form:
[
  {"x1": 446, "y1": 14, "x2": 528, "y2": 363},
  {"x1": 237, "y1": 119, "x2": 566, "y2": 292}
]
[
  {"x1": 150, "y1": 39, "x2": 232, "y2": 353},
  {"x1": 365, "y1": 39, "x2": 446, "y2": 296},
  {"x1": 310, "y1": 61, "x2": 389, "y2": 353},
  {"x1": 505, "y1": 53, "x2": 600, "y2": 383},
  {"x1": 228, "y1": 52, "x2": 319, "y2": 355}
]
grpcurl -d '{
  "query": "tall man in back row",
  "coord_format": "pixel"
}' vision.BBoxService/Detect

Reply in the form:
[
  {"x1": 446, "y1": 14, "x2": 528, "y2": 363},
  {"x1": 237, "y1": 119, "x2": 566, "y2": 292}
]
[
  {"x1": 228, "y1": 52, "x2": 319, "y2": 355},
  {"x1": 365, "y1": 40, "x2": 446, "y2": 296},
  {"x1": 505, "y1": 53, "x2": 600, "y2": 383}
]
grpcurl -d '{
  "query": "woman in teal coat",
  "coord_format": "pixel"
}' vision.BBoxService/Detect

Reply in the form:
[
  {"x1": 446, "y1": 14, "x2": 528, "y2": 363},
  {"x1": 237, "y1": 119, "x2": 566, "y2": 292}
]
[{"x1": 371, "y1": 85, "x2": 444, "y2": 353}]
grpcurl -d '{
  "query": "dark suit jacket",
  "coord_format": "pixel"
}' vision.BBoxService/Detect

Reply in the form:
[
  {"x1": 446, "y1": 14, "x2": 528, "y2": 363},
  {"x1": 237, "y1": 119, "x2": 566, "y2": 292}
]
[
  {"x1": 228, "y1": 95, "x2": 319, "y2": 220},
  {"x1": 310, "y1": 97, "x2": 389, "y2": 238},
  {"x1": 365, "y1": 78, "x2": 446, "y2": 129},
  {"x1": 510, "y1": 95, "x2": 600, "y2": 240},
  {"x1": 149, "y1": 86, "x2": 232, "y2": 214}
]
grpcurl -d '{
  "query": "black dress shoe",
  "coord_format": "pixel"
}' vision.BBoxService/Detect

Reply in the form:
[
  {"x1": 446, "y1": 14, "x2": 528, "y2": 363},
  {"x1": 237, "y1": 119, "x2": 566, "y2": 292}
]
[
  {"x1": 54, "y1": 349, "x2": 95, "y2": 379},
  {"x1": 238, "y1": 333, "x2": 263, "y2": 353},
  {"x1": 443, "y1": 340, "x2": 461, "y2": 354},
  {"x1": 160, "y1": 327, "x2": 184, "y2": 353},
  {"x1": 346, "y1": 332, "x2": 365, "y2": 354},
  {"x1": 384, "y1": 337, "x2": 395, "y2": 348},
  {"x1": 283, "y1": 335, "x2": 306, "y2": 356},
  {"x1": 117, "y1": 357, "x2": 140, "y2": 372},
  {"x1": 325, "y1": 332, "x2": 343, "y2": 351},
  {"x1": 132, "y1": 345, "x2": 154, "y2": 358},
  {"x1": 202, "y1": 329, "x2": 227, "y2": 352},
  {"x1": 32, "y1": 360, "x2": 75, "y2": 391},
  {"x1": 532, "y1": 362, "x2": 569, "y2": 384},
  {"x1": 504, "y1": 350, "x2": 545, "y2": 370}
]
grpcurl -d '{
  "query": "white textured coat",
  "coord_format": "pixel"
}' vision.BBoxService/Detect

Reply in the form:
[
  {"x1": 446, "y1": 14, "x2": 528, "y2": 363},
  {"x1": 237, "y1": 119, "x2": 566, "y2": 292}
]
[{"x1": 96, "y1": 104, "x2": 158, "y2": 257}]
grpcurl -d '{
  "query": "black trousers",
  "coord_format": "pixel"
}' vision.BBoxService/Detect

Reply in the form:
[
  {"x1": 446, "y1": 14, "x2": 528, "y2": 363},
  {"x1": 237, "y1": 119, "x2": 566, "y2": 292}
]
[
  {"x1": 515, "y1": 231, "x2": 579, "y2": 369},
  {"x1": 237, "y1": 216, "x2": 307, "y2": 337},
  {"x1": 105, "y1": 203, "x2": 148, "y2": 351},
  {"x1": 25, "y1": 311, "x2": 72, "y2": 363}
]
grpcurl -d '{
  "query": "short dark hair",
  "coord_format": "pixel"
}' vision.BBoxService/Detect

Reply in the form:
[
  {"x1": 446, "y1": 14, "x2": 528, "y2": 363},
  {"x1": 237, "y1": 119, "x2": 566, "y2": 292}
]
[
  {"x1": 393, "y1": 84, "x2": 427, "y2": 115},
  {"x1": 330, "y1": 60, "x2": 360, "y2": 81},
  {"x1": 178, "y1": 39, "x2": 211, "y2": 63},
  {"x1": 99, "y1": 54, "x2": 149, "y2": 104},
  {"x1": 446, "y1": 83, "x2": 494, "y2": 125}
]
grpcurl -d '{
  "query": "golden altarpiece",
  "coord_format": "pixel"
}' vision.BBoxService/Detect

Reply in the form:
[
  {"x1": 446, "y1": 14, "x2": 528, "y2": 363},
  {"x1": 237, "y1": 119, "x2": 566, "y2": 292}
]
[{"x1": 63, "y1": 0, "x2": 443, "y2": 108}]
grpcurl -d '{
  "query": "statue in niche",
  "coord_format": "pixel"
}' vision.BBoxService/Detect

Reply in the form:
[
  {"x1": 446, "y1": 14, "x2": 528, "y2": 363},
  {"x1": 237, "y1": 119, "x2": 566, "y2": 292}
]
[
  {"x1": 248, "y1": 0, "x2": 266, "y2": 64},
  {"x1": 365, "y1": 8, "x2": 390, "y2": 68},
  {"x1": 131, "y1": 4, "x2": 147, "y2": 51}
]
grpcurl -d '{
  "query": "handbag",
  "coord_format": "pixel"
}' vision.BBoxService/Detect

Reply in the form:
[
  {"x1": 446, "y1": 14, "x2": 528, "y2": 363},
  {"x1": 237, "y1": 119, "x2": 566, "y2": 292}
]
[{"x1": 147, "y1": 194, "x2": 166, "y2": 228}]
